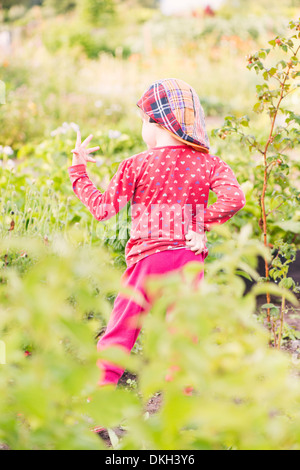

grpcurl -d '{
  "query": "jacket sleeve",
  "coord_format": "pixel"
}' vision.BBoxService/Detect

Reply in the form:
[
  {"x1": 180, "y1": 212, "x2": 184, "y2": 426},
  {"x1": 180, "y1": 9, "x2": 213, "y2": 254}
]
[
  {"x1": 204, "y1": 157, "x2": 246, "y2": 232},
  {"x1": 68, "y1": 157, "x2": 137, "y2": 222}
]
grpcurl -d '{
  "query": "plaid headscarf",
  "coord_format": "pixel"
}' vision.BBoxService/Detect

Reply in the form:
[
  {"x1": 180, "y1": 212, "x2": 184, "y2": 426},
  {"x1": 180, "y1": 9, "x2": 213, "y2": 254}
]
[{"x1": 137, "y1": 78, "x2": 210, "y2": 153}]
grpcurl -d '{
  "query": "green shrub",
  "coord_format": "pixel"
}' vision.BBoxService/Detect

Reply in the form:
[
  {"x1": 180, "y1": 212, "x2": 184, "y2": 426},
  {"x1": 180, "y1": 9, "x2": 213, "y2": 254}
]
[
  {"x1": 77, "y1": 0, "x2": 115, "y2": 26},
  {"x1": 0, "y1": 226, "x2": 299, "y2": 450},
  {"x1": 43, "y1": 0, "x2": 77, "y2": 14}
]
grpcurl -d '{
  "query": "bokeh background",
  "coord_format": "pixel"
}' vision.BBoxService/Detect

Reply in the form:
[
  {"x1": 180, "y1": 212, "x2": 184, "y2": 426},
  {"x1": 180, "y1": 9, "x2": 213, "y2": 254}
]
[
  {"x1": 0, "y1": 0, "x2": 299, "y2": 148},
  {"x1": 1, "y1": 0, "x2": 299, "y2": 262},
  {"x1": 0, "y1": 0, "x2": 300, "y2": 451}
]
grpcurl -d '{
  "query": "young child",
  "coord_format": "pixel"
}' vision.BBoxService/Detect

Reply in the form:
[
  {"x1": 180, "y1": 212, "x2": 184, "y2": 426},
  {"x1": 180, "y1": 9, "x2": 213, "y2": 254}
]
[{"x1": 68, "y1": 78, "x2": 246, "y2": 391}]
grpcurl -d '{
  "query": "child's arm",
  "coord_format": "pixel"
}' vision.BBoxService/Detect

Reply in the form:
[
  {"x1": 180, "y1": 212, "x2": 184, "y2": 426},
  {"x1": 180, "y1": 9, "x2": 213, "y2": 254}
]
[
  {"x1": 204, "y1": 157, "x2": 246, "y2": 231},
  {"x1": 68, "y1": 131, "x2": 137, "y2": 221},
  {"x1": 68, "y1": 159, "x2": 137, "y2": 222},
  {"x1": 186, "y1": 157, "x2": 245, "y2": 252}
]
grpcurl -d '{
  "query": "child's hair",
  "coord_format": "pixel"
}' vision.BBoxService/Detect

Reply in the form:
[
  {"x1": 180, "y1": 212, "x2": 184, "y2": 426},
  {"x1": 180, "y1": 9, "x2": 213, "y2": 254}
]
[{"x1": 137, "y1": 78, "x2": 210, "y2": 153}]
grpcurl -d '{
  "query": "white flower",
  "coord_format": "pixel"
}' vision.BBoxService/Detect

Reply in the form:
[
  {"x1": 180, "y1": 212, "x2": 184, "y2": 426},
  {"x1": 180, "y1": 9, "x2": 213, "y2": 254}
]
[
  {"x1": 108, "y1": 130, "x2": 121, "y2": 140},
  {"x1": 94, "y1": 100, "x2": 103, "y2": 108},
  {"x1": 6, "y1": 159, "x2": 15, "y2": 169},
  {"x1": 70, "y1": 122, "x2": 80, "y2": 132},
  {"x1": 51, "y1": 127, "x2": 63, "y2": 136},
  {"x1": 1, "y1": 145, "x2": 14, "y2": 156},
  {"x1": 111, "y1": 104, "x2": 122, "y2": 112},
  {"x1": 50, "y1": 122, "x2": 80, "y2": 137}
]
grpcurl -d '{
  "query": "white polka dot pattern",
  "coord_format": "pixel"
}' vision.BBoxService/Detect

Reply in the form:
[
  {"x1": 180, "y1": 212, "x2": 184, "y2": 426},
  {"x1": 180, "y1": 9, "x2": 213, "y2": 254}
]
[{"x1": 68, "y1": 145, "x2": 246, "y2": 267}]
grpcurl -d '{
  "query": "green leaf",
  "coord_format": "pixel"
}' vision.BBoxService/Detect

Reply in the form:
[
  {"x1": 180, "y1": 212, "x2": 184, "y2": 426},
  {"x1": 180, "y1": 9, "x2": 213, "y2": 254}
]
[
  {"x1": 236, "y1": 270, "x2": 253, "y2": 282},
  {"x1": 278, "y1": 60, "x2": 287, "y2": 69},
  {"x1": 69, "y1": 215, "x2": 81, "y2": 225},
  {"x1": 279, "y1": 277, "x2": 295, "y2": 290},
  {"x1": 268, "y1": 67, "x2": 277, "y2": 76},
  {"x1": 274, "y1": 220, "x2": 300, "y2": 234},
  {"x1": 261, "y1": 303, "x2": 279, "y2": 310},
  {"x1": 240, "y1": 117, "x2": 250, "y2": 127},
  {"x1": 251, "y1": 282, "x2": 298, "y2": 306},
  {"x1": 253, "y1": 102, "x2": 264, "y2": 114}
]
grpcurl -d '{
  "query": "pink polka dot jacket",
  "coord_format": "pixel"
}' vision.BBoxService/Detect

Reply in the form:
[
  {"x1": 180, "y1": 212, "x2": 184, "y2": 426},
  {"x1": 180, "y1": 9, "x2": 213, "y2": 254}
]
[{"x1": 68, "y1": 145, "x2": 246, "y2": 267}]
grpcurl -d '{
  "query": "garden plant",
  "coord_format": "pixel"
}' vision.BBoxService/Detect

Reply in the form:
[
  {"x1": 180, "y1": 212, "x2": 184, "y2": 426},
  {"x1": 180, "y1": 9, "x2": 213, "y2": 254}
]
[
  {"x1": 213, "y1": 18, "x2": 300, "y2": 347},
  {"x1": 0, "y1": 0, "x2": 299, "y2": 451}
]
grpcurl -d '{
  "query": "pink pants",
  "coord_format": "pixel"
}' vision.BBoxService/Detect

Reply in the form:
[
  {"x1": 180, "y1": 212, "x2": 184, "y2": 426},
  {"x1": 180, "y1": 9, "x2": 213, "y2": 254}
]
[{"x1": 97, "y1": 248, "x2": 205, "y2": 387}]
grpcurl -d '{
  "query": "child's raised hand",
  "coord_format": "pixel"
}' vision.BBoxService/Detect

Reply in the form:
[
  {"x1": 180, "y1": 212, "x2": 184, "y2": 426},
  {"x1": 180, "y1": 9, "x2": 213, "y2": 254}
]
[
  {"x1": 185, "y1": 229, "x2": 207, "y2": 255},
  {"x1": 71, "y1": 131, "x2": 100, "y2": 166}
]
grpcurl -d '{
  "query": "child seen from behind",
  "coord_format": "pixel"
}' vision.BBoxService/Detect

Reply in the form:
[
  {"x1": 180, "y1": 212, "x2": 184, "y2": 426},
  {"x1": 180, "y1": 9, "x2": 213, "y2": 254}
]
[{"x1": 68, "y1": 78, "x2": 246, "y2": 395}]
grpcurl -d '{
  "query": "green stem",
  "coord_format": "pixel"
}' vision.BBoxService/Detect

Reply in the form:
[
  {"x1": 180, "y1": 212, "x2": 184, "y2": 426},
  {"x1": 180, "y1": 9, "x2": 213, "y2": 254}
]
[{"x1": 277, "y1": 295, "x2": 286, "y2": 349}]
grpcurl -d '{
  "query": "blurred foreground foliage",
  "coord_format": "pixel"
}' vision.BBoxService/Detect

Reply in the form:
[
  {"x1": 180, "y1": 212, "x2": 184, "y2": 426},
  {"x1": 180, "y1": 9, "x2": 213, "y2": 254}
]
[
  {"x1": 0, "y1": 0, "x2": 300, "y2": 451},
  {"x1": 0, "y1": 225, "x2": 299, "y2": 450}
]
